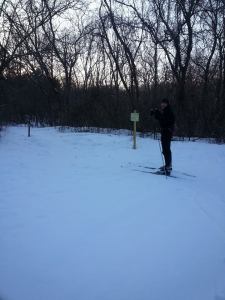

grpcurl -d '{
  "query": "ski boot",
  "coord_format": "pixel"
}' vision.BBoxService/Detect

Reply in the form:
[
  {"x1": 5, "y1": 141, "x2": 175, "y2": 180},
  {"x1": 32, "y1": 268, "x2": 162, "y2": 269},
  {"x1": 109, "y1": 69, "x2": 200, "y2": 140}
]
[{"x1": 158, "y1": 165, "x2": 172, "y2": 176}]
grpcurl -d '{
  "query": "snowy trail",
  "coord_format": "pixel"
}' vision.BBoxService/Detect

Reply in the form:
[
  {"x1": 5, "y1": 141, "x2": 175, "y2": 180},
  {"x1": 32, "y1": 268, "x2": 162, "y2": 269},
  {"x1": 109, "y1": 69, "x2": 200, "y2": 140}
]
[{"x1": 0, "y1": 126, "x2": 225, "y2": 300}]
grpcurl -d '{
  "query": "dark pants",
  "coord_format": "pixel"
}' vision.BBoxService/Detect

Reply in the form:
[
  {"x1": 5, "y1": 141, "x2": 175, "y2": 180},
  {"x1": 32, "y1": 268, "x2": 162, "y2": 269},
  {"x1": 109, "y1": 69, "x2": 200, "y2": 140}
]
[{"x1": 161, "y1": 130, "x2": 172, "y2": 168}]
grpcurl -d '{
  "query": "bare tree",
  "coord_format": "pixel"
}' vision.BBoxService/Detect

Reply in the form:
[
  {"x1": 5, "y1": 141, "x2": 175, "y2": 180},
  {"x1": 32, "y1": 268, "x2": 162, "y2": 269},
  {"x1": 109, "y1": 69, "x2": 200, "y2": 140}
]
[
  {"x1": 115, "y1": 0, "x2": 200, "y2": 107},
  {"x1": 99, "y1": 0, "x2": 143, "y2": 110},
  {"x1": 193, "y1": 0, "x2": 221, "y2": 93}
]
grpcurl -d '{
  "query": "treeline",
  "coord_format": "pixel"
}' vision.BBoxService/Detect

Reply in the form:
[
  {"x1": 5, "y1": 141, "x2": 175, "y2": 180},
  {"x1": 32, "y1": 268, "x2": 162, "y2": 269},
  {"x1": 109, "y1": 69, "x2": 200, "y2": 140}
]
[{"x1": 0, "y1": 0, "x2": 224, "y2": 140}]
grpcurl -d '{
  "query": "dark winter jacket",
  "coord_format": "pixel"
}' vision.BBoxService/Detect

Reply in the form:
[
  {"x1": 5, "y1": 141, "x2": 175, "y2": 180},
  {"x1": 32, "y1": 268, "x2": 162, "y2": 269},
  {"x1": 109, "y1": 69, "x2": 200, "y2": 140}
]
[{"x1": 152, "y1": 105, "x2": 175, "y2": 135}]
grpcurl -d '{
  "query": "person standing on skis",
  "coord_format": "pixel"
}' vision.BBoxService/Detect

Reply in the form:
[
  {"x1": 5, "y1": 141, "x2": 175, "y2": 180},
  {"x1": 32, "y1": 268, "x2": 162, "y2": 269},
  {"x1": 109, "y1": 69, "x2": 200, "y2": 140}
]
[{"x1": 151, "y1": 98, "x2": 175, "y2": 175}]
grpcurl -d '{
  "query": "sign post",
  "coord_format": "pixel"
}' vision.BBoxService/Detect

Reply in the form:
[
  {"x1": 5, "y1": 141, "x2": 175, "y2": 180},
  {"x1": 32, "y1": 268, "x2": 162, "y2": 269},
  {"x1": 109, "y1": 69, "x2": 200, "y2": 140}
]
[
  {"x1": 28, "y1": 120, "x2": 31, "y2": 137},
  {"x1": 25, "y1": 115, "x2": 31, "y2": 137},
  {"x1": 130, "y1": 110, "x2": 139, "y2": 149}
]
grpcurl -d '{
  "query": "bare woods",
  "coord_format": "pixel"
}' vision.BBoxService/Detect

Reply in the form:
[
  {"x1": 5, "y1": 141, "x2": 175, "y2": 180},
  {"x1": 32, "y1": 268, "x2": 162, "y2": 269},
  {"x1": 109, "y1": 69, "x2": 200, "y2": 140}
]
[{"x1": 0, "y1": 0, "x2": 224, "y2": 140}]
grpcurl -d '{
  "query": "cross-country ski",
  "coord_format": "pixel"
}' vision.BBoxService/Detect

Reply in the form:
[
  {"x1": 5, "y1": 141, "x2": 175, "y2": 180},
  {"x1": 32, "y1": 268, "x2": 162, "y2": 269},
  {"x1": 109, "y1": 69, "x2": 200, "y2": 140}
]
[
  {"x1": 138, "y1": 165, "x2": 196, "y2": 178},
  {"x1": 133, "y1": 168, "x2": 179, "y2": 178}
]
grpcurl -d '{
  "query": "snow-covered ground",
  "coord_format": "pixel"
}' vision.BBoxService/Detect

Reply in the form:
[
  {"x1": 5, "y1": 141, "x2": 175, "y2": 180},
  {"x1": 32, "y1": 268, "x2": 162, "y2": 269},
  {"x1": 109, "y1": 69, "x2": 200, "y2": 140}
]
[{"x1": 0, "y1": 126, "x2": 225, "y2": 300}]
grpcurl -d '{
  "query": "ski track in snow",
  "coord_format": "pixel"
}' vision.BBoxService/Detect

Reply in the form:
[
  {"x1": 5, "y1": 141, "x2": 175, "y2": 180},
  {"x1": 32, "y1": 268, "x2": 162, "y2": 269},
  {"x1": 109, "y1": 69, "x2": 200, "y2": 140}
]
[{"x1": 0, "y1": 126, "x2": 225, "y2": 300}]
